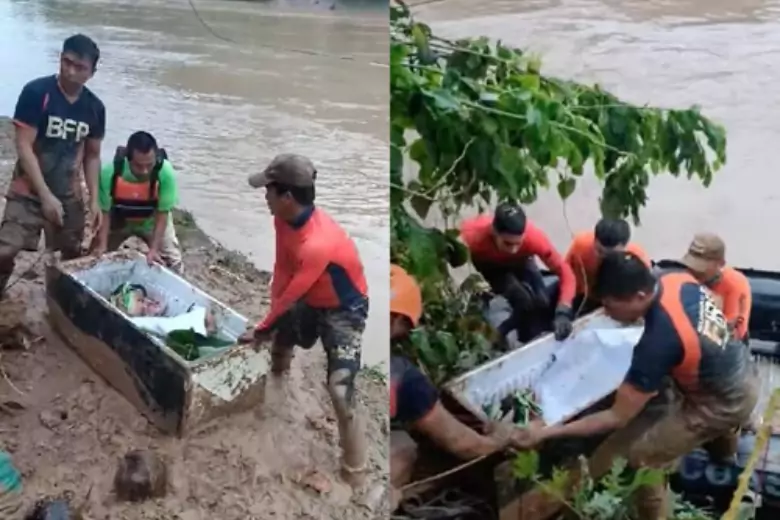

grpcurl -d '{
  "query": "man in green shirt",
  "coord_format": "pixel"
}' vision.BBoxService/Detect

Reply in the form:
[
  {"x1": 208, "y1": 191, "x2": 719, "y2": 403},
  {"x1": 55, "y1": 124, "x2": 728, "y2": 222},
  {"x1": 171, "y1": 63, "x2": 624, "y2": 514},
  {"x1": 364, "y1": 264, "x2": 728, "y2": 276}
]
[{"x1": 91, "y1": 131, "x2": 182, "y2": 273}]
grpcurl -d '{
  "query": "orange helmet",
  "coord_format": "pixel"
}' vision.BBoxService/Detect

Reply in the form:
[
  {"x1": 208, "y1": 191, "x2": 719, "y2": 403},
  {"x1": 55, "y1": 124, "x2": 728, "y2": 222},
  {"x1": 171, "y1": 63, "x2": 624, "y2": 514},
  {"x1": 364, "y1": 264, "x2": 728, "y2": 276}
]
[{"x1": 390, "y1": 264, "x2": 423, "y2": 327}]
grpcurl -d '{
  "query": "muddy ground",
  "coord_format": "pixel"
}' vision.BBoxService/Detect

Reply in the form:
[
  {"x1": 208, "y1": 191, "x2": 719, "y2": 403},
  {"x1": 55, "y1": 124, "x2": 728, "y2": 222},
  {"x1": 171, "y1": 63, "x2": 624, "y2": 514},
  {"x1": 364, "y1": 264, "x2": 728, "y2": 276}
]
[{"x1": 0, "y1": 118, "x2": 389, "y2": 519}]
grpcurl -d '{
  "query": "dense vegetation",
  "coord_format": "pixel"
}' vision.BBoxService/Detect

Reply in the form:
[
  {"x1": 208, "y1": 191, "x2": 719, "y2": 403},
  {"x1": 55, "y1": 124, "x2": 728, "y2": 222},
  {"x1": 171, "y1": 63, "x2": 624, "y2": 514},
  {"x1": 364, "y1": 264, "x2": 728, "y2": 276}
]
[{"x1": 389, "y1": 0, "x2": 727, "y2": 384}]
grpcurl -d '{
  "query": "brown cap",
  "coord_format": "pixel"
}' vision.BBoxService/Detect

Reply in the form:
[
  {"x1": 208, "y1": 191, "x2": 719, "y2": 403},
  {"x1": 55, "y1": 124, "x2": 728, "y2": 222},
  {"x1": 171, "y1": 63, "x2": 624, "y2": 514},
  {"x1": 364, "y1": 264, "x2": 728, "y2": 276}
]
[
  {"x1": 248, "y1": 154, "x2": 317, "y2": 189},
  {"x1": 681, "y1": 232, "x2": 726, "y2": 272}
]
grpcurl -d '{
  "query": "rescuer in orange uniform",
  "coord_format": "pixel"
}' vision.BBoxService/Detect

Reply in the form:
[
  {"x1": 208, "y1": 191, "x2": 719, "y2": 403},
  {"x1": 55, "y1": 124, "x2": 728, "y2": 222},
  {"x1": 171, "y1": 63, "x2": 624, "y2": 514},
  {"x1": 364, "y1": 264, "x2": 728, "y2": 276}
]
[
  {"x1": 680, "y1": 232, "x2": 752, "y2": 343},
  {"x1": 517, "y1": 252, "x2": 757, "y2": 519},
  {"x1": 460, "y1": 203, "x2": 576, "y2": 342},
  {"x1": 565, "y1": 218, "x2": 650, "y2": 314},
  {"x1": 239, "y1": 154, "x2": 369, "y2": 486},
  {"x1": 389, "y1": 264, "x2": 527, "y2": 508}
]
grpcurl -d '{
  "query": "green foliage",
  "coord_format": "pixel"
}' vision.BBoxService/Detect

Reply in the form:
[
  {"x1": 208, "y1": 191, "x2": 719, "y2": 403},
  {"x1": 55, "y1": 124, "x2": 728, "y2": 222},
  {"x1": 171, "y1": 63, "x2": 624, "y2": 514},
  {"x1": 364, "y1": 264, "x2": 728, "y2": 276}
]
[
  {"x1": 389, "y1": 0, "x2": 727, "y2": 384},
  {"x1": 394, "y1": 274, "x2": 497, "y2": 385},
  {"x1": 513, "y1": 451, "x2": 714, "y2": 520}
]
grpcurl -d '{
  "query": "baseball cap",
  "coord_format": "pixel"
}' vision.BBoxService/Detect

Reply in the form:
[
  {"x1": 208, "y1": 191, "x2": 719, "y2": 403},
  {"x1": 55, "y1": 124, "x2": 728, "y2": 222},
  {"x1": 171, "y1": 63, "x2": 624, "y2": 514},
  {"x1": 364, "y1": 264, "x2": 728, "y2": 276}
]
[
  {"x1": 681, "y1": 232, "x2": 726, "y2": 273},
  {"x1": 248, "y1": 154, "x2": 317, "y2": 189}
]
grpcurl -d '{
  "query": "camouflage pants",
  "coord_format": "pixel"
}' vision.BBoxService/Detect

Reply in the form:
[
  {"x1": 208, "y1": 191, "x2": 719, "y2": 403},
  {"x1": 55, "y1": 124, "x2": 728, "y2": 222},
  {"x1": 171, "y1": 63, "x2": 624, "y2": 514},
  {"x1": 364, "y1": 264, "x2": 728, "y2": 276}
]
[
  {"x1": 587, "y1": 379, "x2": 758, "y2": 520},
  {"x1": 272, "y1": 297, "x2": 368, "y2": 407},
  {"x1": 0, "y1": 195, "x2": 84, "y2": 293}
]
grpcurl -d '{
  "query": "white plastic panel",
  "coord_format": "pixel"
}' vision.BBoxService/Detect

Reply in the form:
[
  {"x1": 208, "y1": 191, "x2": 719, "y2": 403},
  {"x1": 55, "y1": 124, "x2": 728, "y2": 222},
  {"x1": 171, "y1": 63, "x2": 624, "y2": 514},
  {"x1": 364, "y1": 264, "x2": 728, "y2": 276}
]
[
  {"x1": 69, "y1": 253, "x2": 247, "y2": 346},
  {"x1": 444, "y1": 310, "x2": 644, "y2": 426}
]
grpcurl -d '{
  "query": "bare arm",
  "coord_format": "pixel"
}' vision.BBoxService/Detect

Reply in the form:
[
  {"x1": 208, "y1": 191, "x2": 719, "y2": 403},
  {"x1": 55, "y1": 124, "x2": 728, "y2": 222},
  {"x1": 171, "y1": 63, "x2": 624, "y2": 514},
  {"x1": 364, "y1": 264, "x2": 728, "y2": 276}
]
[
  {"x1": 413, "y1": 402, "x2": 499, "y2": 459},
  {"x1": 95, "y1": 211, "x2": 111, "y2": 251},
  {"x1": 14, "y1": 125, "x2": 50, "y2": 199},
  {"x1": 149, "y1": 211, "x2": 168, "y2": 253},
  {"x1": 83, "y1": 138, "x2": 102, "y2": 206}
]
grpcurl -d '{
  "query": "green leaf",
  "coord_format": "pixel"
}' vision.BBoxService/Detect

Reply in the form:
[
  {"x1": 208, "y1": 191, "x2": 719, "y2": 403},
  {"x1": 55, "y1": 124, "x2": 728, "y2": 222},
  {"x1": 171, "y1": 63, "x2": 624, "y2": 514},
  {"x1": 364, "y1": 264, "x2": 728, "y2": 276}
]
[
  {"x1": 409, "y1": 192, "x2": 433, "y2": 220},
  {"x1": 408, "y1": 138, "x2": 428, "y2": 164},
  {"x1": 434, "y1": 330, "x2": 459, "y2": 364},
  {"x1": 480, "y1": 116, "x2": 499, "y2": 135},
  {"x1": 390, "y1": 7, "x2": 726, "y2": 391},
  {"x1": 542, "y1": 467, "x2": 570, "y2": 499},
  {"x1": 512, "y1": 450, "x2": 539, "y2": 480},
  {"x1": 557, "y1": 177, "x2": 576, "y2": 200},
  {"x1": 525, "y1": 105, "x2": 542, "y2": 127},
  {"x1": 409, "y1": 328, "x2": 438, "y2": 368},
  {"x1": 424, "y1": 88, "x2": 461, "y2": 113}
]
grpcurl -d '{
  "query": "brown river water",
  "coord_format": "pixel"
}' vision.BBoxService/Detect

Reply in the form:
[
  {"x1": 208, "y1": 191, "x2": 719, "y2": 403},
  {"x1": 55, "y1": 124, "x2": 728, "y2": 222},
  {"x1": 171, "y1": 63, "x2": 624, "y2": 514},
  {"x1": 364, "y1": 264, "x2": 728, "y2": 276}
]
[
  {"x1": 0, "y1": 0, "x2": 389, "y2": 366},
  {"x1": 414, "y1": 0, "x2": 780, "y2": 273}
]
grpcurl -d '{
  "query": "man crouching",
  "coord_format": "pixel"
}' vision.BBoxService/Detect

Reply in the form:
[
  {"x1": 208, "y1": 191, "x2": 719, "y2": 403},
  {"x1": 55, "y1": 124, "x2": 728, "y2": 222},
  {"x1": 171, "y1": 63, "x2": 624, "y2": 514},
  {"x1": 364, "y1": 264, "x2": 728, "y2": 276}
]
[{"x1": 91, "y1": 131, "x2": 183, "y2": 273}]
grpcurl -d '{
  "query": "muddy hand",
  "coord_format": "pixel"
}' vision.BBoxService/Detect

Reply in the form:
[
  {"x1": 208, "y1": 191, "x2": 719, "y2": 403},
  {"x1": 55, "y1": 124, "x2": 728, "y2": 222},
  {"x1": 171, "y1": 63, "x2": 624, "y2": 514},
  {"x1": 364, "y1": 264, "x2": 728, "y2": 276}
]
[
  {"x1": 146, "y1": 249, "x2": 162, "y2": 266},
  {"x1": 485, "y1": 415, "x2": 522, "y2": 450},
  {"x1": 90, "y1": 200, "x2": 102, "y2": 232},
  {"x1": 510, "y1": 422, "x2": 547, "y2": 450},
  {"x1": 41, "y1": 192, "x2": 64, "y2": 227},
  {"x1": 237, "y1": 326, "x2": 273, "y2": 345},
  {"x1": 237, "y1": 327, "x2": 257, "y2": 344}
]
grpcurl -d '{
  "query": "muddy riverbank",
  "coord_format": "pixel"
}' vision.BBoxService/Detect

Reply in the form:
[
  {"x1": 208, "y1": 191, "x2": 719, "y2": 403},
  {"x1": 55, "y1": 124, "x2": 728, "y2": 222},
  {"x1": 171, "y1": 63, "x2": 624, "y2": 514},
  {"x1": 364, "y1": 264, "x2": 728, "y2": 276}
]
[
  {"x1": 0, "y1": 118, "x2": 388, "y2": 519},
  {"x1": 0, "y1": 0, "x2": 389, "y2": 367}
]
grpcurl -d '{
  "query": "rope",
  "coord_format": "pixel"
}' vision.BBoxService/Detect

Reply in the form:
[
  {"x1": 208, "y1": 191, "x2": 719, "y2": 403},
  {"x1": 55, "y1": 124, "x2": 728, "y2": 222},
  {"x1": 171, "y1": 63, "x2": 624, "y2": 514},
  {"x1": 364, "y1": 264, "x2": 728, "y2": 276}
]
[
  {"x1": 399, "y1": 454, "x2": 488, "y2": 493},
  {"x1": 185, "y1": 0, "x2": 388, "y2": 68},
  {"x1": 722, "y1": 388, "x2": 780, "y2": 520}
]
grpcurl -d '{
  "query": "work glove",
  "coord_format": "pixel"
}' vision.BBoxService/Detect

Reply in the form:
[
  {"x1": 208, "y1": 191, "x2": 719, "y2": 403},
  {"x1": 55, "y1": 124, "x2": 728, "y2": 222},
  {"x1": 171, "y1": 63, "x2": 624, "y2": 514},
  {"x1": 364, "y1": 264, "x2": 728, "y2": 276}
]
[{"x1": 553, "y1": 305, "x2": 574, "y2": 341}]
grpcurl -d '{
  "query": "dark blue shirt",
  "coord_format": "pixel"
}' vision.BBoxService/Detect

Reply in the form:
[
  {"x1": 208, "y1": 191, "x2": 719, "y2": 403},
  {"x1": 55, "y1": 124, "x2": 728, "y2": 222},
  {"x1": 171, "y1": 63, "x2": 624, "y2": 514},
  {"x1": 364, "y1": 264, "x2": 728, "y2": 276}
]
[
  {"x1": 625, "y1": 276, "x2": 750, "y2": 398},
  {"x1": 391, "y1": 355, "x2": 438, "y2": 424},
  {"x1": 13, "y1": 75, "x2": 105, "y2": 198}
]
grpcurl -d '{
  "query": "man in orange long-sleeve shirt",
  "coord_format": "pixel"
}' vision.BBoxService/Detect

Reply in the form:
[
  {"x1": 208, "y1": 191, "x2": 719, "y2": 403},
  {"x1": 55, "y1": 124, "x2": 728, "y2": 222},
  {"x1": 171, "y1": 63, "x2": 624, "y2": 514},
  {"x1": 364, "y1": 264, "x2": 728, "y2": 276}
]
[
  {"x1": 680, "y1": 232, "x2": 752, "y2": 344},
  {"x1": 238, "y1": 154, "x2": 368, "y2": 486},
  {"x1": 565, "y1": 218, "x2": 650, "y2": 315},
  {"x1": 460, "y1": 203, "x2": 576, "y2": 342}
]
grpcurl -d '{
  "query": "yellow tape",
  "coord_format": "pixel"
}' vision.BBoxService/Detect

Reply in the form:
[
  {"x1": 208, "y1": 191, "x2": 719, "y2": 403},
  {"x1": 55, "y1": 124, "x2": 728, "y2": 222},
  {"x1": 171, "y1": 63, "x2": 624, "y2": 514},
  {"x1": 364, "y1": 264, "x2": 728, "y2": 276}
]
[{"x1": 721, "y1": 388, "x2": 780, "y2": 520}]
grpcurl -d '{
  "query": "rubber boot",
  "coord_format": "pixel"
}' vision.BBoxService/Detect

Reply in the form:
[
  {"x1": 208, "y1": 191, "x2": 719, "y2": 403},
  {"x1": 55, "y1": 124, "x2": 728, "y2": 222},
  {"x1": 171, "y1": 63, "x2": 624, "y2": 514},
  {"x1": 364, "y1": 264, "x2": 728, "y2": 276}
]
[{"x1": 328, "y1": 368, "x2": 368, "y2": 488}]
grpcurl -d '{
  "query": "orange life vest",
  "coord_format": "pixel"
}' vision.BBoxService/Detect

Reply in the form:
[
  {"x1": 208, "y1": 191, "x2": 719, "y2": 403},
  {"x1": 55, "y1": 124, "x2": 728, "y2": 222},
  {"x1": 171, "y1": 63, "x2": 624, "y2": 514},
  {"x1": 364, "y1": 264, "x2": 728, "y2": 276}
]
[{"x1": 110, "y1": 145, "x2": 167, "y2": 226}]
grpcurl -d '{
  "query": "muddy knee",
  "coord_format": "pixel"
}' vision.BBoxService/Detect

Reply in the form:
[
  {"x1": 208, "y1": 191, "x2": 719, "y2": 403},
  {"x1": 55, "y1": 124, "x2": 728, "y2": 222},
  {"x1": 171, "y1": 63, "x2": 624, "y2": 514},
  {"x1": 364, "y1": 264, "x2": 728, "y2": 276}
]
[{"x1": 327, "y1": 367, "x2": 357, "y2": 414}]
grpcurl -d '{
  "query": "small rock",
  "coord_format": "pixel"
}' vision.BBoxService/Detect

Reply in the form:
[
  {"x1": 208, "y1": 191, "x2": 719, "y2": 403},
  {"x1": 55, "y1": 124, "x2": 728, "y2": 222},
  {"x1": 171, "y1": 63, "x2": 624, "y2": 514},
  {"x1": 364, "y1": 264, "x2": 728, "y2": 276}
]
[
  {"x1": 39, "y1": 410, "x2": 61, "y2": 429},
  {"x1": 298, "y1": 469, "x2": 332, "y2": 495},
  {"x1": 113, "y1": 449, "x2": 168, "y2": 502},
  {"x1": 23, "y1": 493, "x2": 83, "y2": 520},
  {"x1": 356, "y1": 482, "x2": 387, "y2": 512},
  {"x1": 177, "y1": 510, "x2": 201, "y2": 520}
]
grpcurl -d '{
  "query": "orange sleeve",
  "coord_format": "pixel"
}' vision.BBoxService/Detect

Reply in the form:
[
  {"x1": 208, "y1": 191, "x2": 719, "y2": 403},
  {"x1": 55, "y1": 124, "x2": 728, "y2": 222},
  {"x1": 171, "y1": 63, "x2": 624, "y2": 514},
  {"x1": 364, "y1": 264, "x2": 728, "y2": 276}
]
[
  {"x1": 524, "y1": 226, "x2": 575, "y2": 306},
  {"x1": 564, "y1": 234, "x2": 588, "y2": 295},
  {"x1": 257, "y1": 241, "x2": 329, "y2": 330},
  {"x1": 270, "y1": 218, "x2": 288, "y2": 300},
  {"x1": 722, "y1": 271, "x2": 751, "y2": 340}
]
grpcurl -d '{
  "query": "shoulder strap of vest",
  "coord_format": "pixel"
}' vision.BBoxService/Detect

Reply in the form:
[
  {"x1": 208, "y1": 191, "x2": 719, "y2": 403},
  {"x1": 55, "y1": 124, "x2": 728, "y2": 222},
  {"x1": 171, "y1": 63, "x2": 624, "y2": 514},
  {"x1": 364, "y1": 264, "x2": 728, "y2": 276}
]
[
  {"x1": 148, "y1": 148, "x2": 168, "y2": 200},
  {"x1": 111, "y1": 146, "x2": 127, "y2": 199}
]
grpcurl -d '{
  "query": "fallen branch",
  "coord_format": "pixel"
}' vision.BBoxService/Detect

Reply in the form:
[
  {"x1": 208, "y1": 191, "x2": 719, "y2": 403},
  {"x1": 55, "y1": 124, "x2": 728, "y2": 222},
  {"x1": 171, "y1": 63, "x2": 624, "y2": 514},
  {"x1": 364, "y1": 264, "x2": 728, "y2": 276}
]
[{"x1": 0, "y1": 353, "x2": 25, "y2": 397}]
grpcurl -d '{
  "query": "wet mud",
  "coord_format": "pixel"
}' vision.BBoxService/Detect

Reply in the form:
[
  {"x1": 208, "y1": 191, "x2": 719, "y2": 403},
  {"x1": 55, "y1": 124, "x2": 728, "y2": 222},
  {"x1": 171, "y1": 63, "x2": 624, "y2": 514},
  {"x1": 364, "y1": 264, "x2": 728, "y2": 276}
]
[{"x1": 0, "y1": 118, "x2": 389, "y2": 519}]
